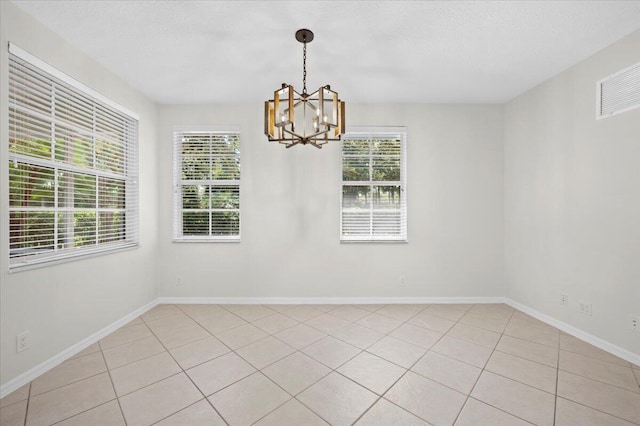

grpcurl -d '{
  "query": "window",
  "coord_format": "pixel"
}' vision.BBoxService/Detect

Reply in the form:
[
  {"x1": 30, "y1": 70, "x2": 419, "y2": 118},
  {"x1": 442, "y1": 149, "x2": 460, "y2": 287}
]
[
  {"x1": 8, "y1": 44, "x2": 139, "y2": 271},
  {"x1": 173, "y1": 127, "x2": 240, "y2": 241},
  {"x1": 341, "y1": 127, "x2": 407, "y2": 242}
]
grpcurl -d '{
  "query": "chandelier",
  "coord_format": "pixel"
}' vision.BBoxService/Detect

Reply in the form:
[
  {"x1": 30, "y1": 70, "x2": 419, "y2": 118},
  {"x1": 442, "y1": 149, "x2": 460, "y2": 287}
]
[{"x1": 264, "y1": 29, "x2": 345, "y2": 149}]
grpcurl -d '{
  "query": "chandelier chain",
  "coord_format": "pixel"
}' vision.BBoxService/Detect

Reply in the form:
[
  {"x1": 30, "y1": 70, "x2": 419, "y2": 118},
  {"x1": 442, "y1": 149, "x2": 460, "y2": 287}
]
[{"x1": 302, "y1": 41, "x2": 307, "y2": 94}]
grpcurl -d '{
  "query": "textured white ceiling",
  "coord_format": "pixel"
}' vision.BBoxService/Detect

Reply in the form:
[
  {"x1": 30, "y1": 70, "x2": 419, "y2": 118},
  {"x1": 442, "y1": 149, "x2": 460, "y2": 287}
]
[{"x1": 12, "y1": 1, "x2": 640, "y2": 104}]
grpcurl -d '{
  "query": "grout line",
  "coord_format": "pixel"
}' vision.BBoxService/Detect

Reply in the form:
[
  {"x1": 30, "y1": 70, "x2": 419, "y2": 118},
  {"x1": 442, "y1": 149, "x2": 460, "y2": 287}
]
[
  {"x1": 557, "y1": 347, "x2": 633, "y2": 368},
  {"x1": 23, "y1": 369, "x2": 107, "y2": 400},
  {"x1": 21, "y1": 382, "x2": 31, "y2": 426},
  {"x1": 554, "y1": 334, "x2": 561, "y2": 426},
  {"x1": 451, "y1": 307, "x2": 516, "y2": 425},
  {"x1": 555, "y1": 395, "x2": 640, "y2": 425},
  {"x1": 44, "y1": 349, "x2": 125, "y2": 425},
  {"x1": 463, "y1": 397, "x2": 537, "y2": 425},
  {"x1": 352, "y1": 304, "x2": 444, "y2": 425},
  {"x1": 137, "y1": 312, "x2": 234, "y2": 424},
  {"x1": 48, "y1": 399, "x2": 120, "y2": 425}
]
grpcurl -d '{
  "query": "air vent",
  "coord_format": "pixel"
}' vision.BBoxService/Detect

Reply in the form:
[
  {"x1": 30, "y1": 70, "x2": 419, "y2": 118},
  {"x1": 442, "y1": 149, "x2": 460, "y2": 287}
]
[{"x1": 597, "y1": 62, "x2": 640, "y2": 119}]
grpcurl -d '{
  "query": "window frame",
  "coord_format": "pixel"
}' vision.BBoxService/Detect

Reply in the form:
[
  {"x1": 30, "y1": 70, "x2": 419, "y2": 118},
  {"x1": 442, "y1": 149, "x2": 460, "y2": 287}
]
[
  {"x1": 172, "y1": 126, "x2": 241, "y2": 242},
  {"x1": 340, "y1": 126, "x2": 408, "y2": 243},
  {"x1": 8, "y1": 43, "x2": 139, "y2": 272}
]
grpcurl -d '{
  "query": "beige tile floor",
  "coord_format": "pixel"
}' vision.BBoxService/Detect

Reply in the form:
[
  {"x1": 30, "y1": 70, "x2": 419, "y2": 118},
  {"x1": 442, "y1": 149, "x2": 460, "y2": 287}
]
[{"x1": 1, "y1": 303, "x2": 639, "y2": 426}]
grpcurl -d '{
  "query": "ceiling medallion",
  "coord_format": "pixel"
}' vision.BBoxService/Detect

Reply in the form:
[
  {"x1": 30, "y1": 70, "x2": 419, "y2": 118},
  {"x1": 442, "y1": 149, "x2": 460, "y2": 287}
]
[{"x1": 264, "y1": 29, "x2": 345, "y2": 149}]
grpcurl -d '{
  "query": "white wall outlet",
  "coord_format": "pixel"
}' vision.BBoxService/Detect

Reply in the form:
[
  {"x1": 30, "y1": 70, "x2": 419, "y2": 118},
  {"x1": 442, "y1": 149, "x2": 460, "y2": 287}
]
[
  {"x1": 399, "y1": 275, "x2": 406, "y2": 285},
  {"x1": 176, "y1": 276, "x2": 182, "y2": 287},
  {"x1": 16, "y1": 331, "x2": 30, "y2": 353},
  {"x1": 630, "y1": 315, "x2": 640, "y2": 332},
  {"x1": 579, "y1": 301, "x2": 592, "y2": 316},
  {"x1": 560, "y1": 294, "x2": 568, "y2": 306}
]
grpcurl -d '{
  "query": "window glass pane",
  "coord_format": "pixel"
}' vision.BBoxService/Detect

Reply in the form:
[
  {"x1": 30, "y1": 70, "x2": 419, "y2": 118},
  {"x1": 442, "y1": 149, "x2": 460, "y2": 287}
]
[
  {"x1": 211, "y1": 212, "x2": 240, "y2": 235},
  {"x1": 342, "y1": 185, "x2": 370, "y2": 209},
  {"x1": 342, "y1": 138, "x2": 369, "y2": 155},
  {"x1": 181, "y1": 156, "x2": 210, "y2": 180},
  {"x1": 9, "y1": 116, "x2": 52, "y2": 158},
  {"x1": 99, "y1": 211, "x2": 125, "y2": 243},
  {"x1": 182, "y1": 211, "x2": 209, "y2": 236},
  {"x1": 372, "y1": 157, "x2": 400, "y2": 181},
  {"x1": 211, "y1": 135, "x2": 240, "y2": 155},
  {"x1": 9, "y1": 211, "x2": 55, "y2": 255},
  {"x1": 211, "y1": 186, "x2": 240, "y2": 209},
  {"x1": 9, "y1": 162, "x2": 55, "y2": 207},
  {"x1": 98, "y1": 177, "x2": 125, "y2": 209},
  {"x1": 96, "y1": 139, "x2": 125, "y2": 174},
  {"x1": 182, "y1": 185, "x2": 208, "y2": 209},
  {"x1": 372, "y1": 185, "x2": 401, "y2": 209},
  {"x1": 181, "y1": 136, "x2": 209, "y2": 155},
  {"x1": 212, "y1": 157, "x2": 240, "y2": 180},
  {"x1": 373, "y1": 138, "x2": 401, "y2": 155},
  {"x1": 58, "y1": 172, "x2": 96, "y2": 208},
  {"x1": 73, "y1": 211, "x2": 96, "y2": 247},
  {"x1": 55, "y1": 128, "x2": 94, "y2": 168},
  {"x1": 342, "y1": 157, "x2": 369, "y2": 181}
]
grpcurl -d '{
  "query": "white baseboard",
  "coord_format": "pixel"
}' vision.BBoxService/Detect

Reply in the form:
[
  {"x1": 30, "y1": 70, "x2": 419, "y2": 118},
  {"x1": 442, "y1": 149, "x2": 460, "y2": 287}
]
[
  {"x1": 0, "y1": 299, "x2": 158, "y2": 399},
  {"x1": 157, "y1": 296, "x2": 507, "y2": 305},
  {"x1": 505, "y1": 298, "x2": 640, "y2": 366},
  {"x1": 3, "y1": 296, "x2": 638, "y2": 399},
  {"x1": 164, "y1": 296, "x2": 639, "y2": 365}
]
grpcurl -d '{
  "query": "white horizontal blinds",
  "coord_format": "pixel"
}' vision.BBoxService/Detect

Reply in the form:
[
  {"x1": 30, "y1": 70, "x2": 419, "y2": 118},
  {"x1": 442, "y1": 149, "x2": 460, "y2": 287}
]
[
  {"x1": 341, "y1": 128, "x2": 407, "y2": 242},
  {"x1": 598, "y1": 62, "x2": 640, "y2": 118},
  {"x1": 173, "y1": 128, "x2": 240, "y2": 241},
  {"x1": 8, "y1": 50, "x2": 138, "y2": 270}
]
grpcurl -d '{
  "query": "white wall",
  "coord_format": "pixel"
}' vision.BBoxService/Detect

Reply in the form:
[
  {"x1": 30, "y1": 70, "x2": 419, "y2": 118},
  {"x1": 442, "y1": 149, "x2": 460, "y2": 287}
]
[
  {"x1": 157, "y1": 104, "x2": 505, "y2": 299},
  {"x1": 0, "y1": 2, "x2": 159, "y2": 385},
  {"x1": 504, "y1": 30, "x2": 640, "y2": 355}
]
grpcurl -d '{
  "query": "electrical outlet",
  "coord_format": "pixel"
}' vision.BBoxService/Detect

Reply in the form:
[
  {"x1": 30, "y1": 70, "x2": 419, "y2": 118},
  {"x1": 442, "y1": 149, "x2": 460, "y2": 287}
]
[
  {"x1": 176, "y1": 276, "x2": 182, "y2": 287},
  {"x1": 579, "y1": 301, "x2": 592, "y2": 316},
  {"x1": 560, "y1": 294, "x2": 568, "y2": 306},
  {"x1": 630, "y1": 315, "x2": 640, "y2": 332},
  {"x1": 16, "y1": 331, "x2": 30, "y2": 353},
  {"x1": 399, "y1": 275, "x2": 406, "y2": 285}
]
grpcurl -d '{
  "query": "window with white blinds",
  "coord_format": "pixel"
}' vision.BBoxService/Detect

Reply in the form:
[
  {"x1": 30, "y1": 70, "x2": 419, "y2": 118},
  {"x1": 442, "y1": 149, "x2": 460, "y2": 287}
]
[
  {"x1": 341, "y1": 127, "x2": 407, "y2": 242},
  {"x1": 8, "y1": 44, "x2": 139, "y2": 271},
  {"x1": 173, "y1": 127, "x2": 240, "y2": 241}
]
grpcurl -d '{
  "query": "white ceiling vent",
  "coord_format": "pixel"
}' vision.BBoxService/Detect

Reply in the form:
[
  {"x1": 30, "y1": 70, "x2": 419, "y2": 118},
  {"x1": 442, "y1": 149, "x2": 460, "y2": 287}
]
[{"x1": 597, "y1": 62, "x2": 640, "y2": 119}]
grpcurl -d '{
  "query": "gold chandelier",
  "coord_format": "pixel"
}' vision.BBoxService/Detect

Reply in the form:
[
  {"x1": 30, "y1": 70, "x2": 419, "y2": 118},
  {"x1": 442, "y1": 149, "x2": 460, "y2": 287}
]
[{"x1": 264, "y1": 29, "x2": 345, "y2": 149}]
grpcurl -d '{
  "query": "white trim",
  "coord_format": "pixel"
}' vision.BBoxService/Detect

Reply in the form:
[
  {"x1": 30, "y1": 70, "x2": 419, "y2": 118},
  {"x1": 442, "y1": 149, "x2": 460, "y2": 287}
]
[
  {"x1": 9, "y1": 244, "x2": 139, "y2": 274},
  {"x1": 3, "y1": 296, "x2": 638, "y2": 399},
  {"x1": 157, "y1": 296, "x2": 506, "y2": 305},
  {"x1": 0, "y1": 299, "x2": 157, "y2": 399},
  {"x1": 505, "y1": 298, "x2": 640, "y2": 366},
  {"x1": 8, "y1": 43, "x2": 139, "y2": 120}
]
